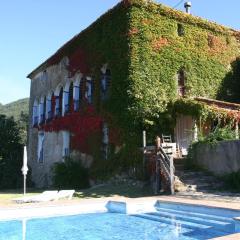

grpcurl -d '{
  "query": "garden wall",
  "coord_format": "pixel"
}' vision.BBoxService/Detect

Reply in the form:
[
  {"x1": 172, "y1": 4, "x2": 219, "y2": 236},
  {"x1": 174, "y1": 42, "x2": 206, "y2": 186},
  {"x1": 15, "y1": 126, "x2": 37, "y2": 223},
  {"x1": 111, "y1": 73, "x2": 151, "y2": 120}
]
[{"x1": 195, "y1": 140, "x2": 240, "y2": 175}]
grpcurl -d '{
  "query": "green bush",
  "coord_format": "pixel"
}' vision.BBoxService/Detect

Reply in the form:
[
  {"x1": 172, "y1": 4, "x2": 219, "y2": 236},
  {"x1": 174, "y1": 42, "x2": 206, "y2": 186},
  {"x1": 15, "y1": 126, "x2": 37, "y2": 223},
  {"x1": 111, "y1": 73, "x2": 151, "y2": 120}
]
[
  {"x1": 90, "y1": 143, "x2": 145, "y2": 181},
  {"x1": 199, "y1": 125, "x2": 236, "y2": 145},
  {"x1": 52, "y1": 157, "x2": 89, "y2": 189},
  {"x1": 222, "y1": 171, "x2": 240, "y2": 192},
  {"x1": 186, "y1": 125, "x2": 236, "y2": 170}
]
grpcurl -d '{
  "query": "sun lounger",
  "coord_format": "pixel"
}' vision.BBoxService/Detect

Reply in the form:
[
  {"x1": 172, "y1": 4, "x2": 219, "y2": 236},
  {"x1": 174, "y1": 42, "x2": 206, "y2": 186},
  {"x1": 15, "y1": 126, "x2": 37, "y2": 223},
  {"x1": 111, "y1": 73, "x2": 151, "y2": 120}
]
[
  {"x1": 55, "y1": 190, "x2": 75, "y2": 200},
  {"x1": 13, "y1": 191, "x2": 58, "y2": 203},
  {"x1": 13, "y1": 190, "x2": 75, "y2": 203},
  {"x1": 30, "y1": 190, "x2": 59, "y2": 202}
]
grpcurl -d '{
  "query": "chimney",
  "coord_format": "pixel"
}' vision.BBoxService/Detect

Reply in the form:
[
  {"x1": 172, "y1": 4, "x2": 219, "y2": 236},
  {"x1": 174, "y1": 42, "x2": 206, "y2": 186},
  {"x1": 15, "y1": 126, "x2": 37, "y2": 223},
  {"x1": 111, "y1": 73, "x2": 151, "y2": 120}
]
[{"x1": 184, "y1": 2, "x2": 192, "y2": 14}]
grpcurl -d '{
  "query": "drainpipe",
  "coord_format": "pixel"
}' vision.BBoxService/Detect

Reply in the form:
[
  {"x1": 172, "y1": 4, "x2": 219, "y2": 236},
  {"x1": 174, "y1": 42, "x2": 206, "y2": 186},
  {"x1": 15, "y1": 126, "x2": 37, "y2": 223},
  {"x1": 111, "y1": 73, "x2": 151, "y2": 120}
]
[{"x1": 184, "y1": 2, "x2": 192, "y2": 14}]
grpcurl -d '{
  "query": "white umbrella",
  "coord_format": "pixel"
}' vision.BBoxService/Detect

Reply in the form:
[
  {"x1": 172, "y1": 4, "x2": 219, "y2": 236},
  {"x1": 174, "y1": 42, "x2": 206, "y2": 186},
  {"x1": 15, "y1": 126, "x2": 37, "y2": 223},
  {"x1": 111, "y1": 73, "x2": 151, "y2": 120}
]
[{"x1": 21, "y1": 146, "x2": 28, "y2": 195}]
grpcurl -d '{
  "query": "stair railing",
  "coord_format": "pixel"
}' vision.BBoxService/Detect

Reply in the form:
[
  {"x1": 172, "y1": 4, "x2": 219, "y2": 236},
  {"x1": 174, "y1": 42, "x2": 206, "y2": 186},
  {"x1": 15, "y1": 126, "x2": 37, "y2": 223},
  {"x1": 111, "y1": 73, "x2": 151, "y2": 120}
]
[{"x1": 155, "y1": 136, "x2": 175, "y2": 195}]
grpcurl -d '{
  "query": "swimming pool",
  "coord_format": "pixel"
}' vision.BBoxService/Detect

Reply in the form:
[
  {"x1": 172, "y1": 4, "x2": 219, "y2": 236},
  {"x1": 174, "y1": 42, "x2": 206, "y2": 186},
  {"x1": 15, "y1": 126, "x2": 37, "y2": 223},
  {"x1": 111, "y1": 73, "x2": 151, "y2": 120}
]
[{"x1": 0, "y1": 201, "x2": 240, "y2": 240}]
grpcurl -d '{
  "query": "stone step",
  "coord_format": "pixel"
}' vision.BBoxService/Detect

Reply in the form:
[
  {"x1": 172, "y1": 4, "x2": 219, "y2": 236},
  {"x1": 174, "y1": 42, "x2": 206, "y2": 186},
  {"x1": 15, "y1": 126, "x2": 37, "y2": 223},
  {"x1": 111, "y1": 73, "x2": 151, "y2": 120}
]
[
  {"x1": 148, "y1": 211, "x2": 234, "y2": 232},
  {"x1": 134, "y1": 213, "x2": 213, "y2": 231},
  {"x1": 155, "y1": 207, "x2": 235, "y2": 224}
]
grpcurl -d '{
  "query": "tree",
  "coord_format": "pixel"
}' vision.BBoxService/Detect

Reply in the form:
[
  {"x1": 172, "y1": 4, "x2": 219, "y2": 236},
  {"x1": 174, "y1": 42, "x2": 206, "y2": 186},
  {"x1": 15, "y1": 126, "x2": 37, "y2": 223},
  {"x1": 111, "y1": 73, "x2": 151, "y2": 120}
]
[
  {"x1": 218, "y1": 58, "x2": 240, "y2": 103},
  {"x1": 17, "y1": 111, "x2": 29, "y2": 145},
  {"x1": 0, "y1": 115, "x2": 24, "y2": 189}
]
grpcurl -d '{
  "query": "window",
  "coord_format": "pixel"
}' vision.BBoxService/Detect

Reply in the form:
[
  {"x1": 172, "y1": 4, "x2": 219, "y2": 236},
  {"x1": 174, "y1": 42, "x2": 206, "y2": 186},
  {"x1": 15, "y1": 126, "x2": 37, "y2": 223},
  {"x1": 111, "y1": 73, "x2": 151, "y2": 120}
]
[
  {"x1": 66, "y1": 82, "x2": 73, "y2": 113},
  {"x1": 62, "y1": 131, "x2": 70, "y2": 158},
  {"x1": 208, "y1": 34, "x2": 214, "y2": 48},
  {"x1": 101, "y1": 69, "x2": 111, "y2": 100},
  {"x1": 55, "y1": 96, "x2": 60, "y2": 117},
  {"x1": 46, "y1": 92, "x2": 54, "y2": 121},
  {"x1": 177, "y1": 69, "x2": 186, "y2": 97},
  {"x1": 73, "y1": 83, "x2": 81, "y2": 111},
  {"x1": 55, "y1": 87, "x2": 63, "y2": 117},
  {"x1": 38, "y1": 132, "x2": 44, "y2": 164},
  {"x1": 102, "y1": 123, "x2": 109, "y2": 160},
  {"x1": 63, "y1": 89, "x2": 69, "y2": 115},
  {"x1": 39, "y1": 97, "x2": 46, "y2": 124},
  {"x1": 42, "y1": 70, "x2": 48, "y2": 81},
  {"x1": 41, "y1": 97, "x2": 46, "y2": 124},
  {"x1": 177, "y1": 24, "x2": 185, "y2": 36},
  {"x1": 51, "y1": 93, "x2": 55, "y2": 118},
  {"x1": 63, "y1": 82, "x2": 73, "y2": 115},
  {"x1": 32, "y1": 99, "x2": 39, "y2": 126},
  {"x1": 46, "y1": 95, "x2": 52, "y2": 121},
  {"x1": 85, "y1": 78, "x2": 93, "y2": 104}
]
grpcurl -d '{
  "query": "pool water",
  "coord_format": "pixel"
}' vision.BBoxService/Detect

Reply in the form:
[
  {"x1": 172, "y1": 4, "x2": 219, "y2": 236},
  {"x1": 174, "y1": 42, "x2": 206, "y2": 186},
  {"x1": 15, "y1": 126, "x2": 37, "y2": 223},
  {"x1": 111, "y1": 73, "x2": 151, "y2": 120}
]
[{"x1": 0, "y1": 211, "x2": 236, "y2": 240}]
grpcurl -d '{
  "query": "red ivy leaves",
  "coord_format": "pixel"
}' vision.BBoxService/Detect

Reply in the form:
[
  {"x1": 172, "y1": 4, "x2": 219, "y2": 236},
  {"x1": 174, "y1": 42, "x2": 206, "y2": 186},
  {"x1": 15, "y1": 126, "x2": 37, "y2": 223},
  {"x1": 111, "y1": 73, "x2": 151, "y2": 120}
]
[{"x1": 39, "y1": 106, "x2": 103, "y2": 154}]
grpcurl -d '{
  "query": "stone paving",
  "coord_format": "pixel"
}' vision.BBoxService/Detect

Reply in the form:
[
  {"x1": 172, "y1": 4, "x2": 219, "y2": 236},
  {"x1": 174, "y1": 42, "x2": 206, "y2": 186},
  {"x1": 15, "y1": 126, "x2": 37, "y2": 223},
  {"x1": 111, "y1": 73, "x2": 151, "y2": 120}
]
[
  {"x1": 176, "y1": 191, "x2": 240, "y2": 203},
  {"x1": 175, "y1": 166, "x2": 240, "y2": 203}
]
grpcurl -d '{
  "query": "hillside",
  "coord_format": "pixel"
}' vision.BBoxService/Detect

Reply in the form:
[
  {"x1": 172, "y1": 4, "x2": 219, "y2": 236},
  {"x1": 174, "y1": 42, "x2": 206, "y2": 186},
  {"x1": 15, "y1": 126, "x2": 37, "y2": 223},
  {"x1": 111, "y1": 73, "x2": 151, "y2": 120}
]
[{"x1": 0, "y1": 98, "x2": 29, "y2": 120}]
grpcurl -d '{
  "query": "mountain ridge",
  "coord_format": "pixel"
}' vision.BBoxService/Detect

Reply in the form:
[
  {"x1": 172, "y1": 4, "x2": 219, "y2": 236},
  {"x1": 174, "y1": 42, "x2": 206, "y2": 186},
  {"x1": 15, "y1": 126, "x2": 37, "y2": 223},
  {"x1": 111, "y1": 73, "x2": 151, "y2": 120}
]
[{"x1": 0, "y1": 98, "x2": 29, "y2": 120}]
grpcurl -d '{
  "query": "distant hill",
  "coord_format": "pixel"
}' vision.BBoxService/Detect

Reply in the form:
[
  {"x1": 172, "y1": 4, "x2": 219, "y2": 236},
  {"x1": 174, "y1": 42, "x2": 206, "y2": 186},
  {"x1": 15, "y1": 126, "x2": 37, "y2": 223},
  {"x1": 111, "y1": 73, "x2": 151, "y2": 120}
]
[{"x1": 0, "y1": 98, "x2": 29, "y2": 120}]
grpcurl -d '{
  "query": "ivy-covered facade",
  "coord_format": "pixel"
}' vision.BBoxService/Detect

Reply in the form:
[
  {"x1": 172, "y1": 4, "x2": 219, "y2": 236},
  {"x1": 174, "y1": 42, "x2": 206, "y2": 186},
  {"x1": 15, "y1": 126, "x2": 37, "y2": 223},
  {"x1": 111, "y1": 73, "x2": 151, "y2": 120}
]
[{"x1": 28, "y1": 0, "x2": 240, "y2": 187}]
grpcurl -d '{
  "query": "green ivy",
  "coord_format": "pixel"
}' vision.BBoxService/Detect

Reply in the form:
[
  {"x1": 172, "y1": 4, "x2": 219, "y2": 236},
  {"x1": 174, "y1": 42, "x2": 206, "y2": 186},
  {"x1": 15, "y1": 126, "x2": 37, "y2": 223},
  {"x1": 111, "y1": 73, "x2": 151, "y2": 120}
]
[
  {"x1": 128, "y1": 0, "x2": 239, "y2": 125},
  {"x1": 35, "y1": 0, "x2": 239, "y2": 139},
  {"x1": 34, "y1": 1, "x2": 240, "y2": 178}
]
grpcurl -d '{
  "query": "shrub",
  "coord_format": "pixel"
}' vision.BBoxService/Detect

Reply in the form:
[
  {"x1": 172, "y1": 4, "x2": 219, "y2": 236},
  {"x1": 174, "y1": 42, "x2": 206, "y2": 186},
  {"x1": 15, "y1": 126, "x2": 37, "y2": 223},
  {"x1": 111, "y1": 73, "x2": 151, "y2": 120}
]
[
  {"x1": 90, "y1": 143, "x2": 145, "y2": 181},
  {"x1": 52, "y1": 157, "x2": 89, "y2": 189},
  {"x1": 222, "y1": 171, "x2": 240, "y2": 192},
  {"x1": 185, "y1": 125, "x2": 236, "y2": 170},
  {"x1": 198, "y1": 125, "x2": 236, "y2": 145}
]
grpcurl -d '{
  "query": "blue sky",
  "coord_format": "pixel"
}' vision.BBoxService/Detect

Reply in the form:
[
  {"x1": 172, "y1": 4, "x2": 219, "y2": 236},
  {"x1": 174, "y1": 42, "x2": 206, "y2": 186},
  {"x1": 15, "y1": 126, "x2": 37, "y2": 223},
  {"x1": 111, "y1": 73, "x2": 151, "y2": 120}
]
[{"x1": 0, "y1": 0, "x2": 239, "y2": 104}]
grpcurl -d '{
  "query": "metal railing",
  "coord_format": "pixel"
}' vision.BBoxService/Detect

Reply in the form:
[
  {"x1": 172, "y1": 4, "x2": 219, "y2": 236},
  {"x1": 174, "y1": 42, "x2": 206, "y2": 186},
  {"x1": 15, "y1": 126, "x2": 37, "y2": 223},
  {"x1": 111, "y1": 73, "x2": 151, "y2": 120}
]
[
  {"x1": 143, "y1": 134, "x2": 175, "y2": 195},
  {"x1": 156, "y1": 146, "x2": 175, "y2": 195}
]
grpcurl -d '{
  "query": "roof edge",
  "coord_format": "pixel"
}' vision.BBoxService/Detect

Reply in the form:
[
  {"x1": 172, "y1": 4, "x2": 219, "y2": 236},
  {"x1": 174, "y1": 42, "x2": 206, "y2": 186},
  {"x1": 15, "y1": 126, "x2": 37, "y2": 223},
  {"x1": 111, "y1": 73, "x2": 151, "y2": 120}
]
[
  {"x1": 27, "y1": 0, "x2": 240, "y2": 79},
  {"x1": 27, "y1": 1, "x2": 125, "y2": 79}
]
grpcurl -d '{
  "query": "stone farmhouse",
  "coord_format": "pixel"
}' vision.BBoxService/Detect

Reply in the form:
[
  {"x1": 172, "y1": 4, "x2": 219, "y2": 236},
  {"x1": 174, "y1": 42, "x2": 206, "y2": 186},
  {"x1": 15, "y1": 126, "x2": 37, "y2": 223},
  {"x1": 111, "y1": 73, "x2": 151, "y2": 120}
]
[{"x1": 28, "y1": 0, "x2": 240, "y2": 187}]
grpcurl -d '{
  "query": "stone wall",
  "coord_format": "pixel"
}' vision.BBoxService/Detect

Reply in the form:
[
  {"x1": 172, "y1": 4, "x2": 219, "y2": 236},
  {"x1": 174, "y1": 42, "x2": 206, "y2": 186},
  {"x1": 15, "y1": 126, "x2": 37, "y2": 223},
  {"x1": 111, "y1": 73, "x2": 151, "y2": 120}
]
[
  {"x1": 194, "y1": 140, "x2": 240, "y2": 175},
  {"x1": 28, "y1": 60, "x2": 70, "y2": 188},
  {"x1": 28, "y1": 130, "x2": 65, "y2": 188}
]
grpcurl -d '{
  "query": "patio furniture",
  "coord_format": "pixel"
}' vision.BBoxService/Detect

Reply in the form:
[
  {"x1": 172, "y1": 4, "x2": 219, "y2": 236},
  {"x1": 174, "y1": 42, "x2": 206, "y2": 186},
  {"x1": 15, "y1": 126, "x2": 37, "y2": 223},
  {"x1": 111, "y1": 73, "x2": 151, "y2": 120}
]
[
  {"x1": 162, "y1": 134, "x2": 172, "y2": 143},
  {"x1": 13, "y1": 191, "x2": 58, "y2": 203},
  {"x1": 55, "y1": 190, "x2": 75, "y2": 200}
]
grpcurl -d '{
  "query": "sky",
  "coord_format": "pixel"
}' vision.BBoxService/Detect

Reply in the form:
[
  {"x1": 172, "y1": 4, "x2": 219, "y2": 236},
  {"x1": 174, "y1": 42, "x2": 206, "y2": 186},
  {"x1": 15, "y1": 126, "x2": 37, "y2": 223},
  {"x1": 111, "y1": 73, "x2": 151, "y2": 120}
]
[{"x1": 0, "y1": 0, "x2": 239, "y2": 105}]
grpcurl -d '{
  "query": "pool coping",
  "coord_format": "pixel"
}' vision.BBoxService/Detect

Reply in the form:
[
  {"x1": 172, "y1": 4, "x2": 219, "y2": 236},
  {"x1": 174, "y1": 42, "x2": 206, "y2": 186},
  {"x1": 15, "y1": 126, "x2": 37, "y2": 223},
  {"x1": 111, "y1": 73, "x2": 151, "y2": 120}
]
[{"x1": 209, "y1": 233, "x2": 240, "y2": 240}]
